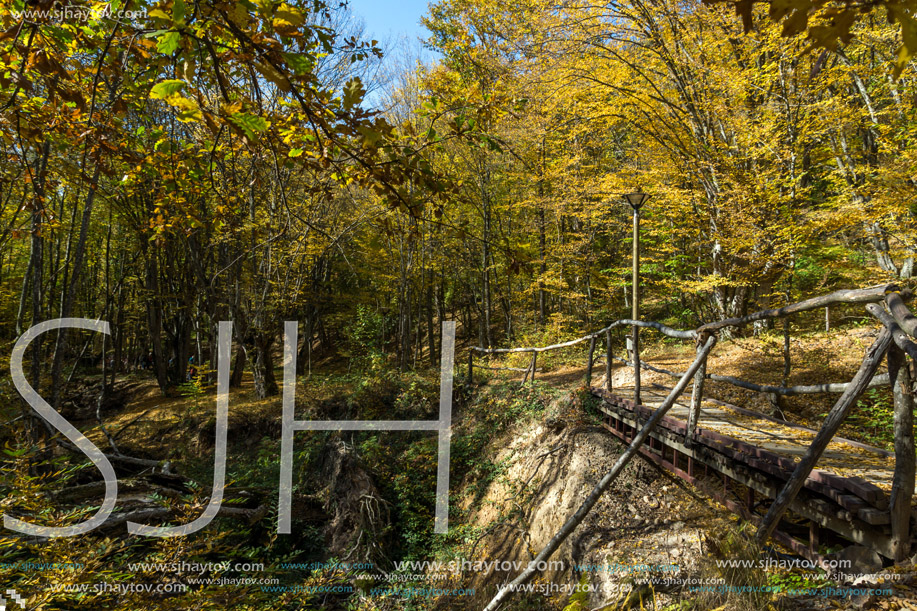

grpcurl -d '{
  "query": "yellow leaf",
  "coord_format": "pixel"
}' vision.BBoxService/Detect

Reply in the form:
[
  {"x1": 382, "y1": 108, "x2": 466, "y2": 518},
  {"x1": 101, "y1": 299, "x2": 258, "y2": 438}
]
[{"x1": 274, "y1": 3, "x2": 304, "y2": 28}]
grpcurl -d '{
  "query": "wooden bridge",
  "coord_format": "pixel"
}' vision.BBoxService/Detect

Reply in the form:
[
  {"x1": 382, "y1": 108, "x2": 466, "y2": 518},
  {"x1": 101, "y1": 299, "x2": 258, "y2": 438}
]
[
  {"x1": 593, "y1": 382, "x2": 901, "y2": 562},
  {"x1": 470, "y1": 284, "x2": 917, "y2": 579}
]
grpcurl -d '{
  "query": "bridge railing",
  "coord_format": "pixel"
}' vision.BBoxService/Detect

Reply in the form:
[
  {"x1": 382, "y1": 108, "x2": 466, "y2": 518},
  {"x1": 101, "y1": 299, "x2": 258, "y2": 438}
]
[
  {"x1": 471, "y1": 282, "x2": 917, "y2": 570},
  {"x1": 471, "y1": 284, "x2": 902, "y2": 442}
]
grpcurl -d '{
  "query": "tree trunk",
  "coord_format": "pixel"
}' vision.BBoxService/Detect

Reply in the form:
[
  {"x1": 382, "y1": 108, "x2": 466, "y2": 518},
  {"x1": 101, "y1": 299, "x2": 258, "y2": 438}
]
[
  {"x1": 297, "y1": 308, "x2": 315, "y2": 376},
  {"x1": 24, "y1": 141, "x2": 51, "y2": 394},
  {"x1": 482, "y1": 183, "x2": 493, "y2": 348},
  {"x1": 50, "y1": 163, "x2": 102, "y2": 409},
  {"x1": 230, "y1": 344, "x2": 247, "y2": 388},
  {"x1": 869, "y1": 221, "x2": 899, "y2": 276},
  {"x1": 144, "y1": 251, "x2": 169, "y2": 394},
  {"x1": 427, "y1": 268, "x2": 436, "y2": 366},
  {"x1": 252, "y1": 334, "x2": 278, "y2": 398},
  {"x1": 538, "y1": 206, "x2": 546, "y2": 327}
]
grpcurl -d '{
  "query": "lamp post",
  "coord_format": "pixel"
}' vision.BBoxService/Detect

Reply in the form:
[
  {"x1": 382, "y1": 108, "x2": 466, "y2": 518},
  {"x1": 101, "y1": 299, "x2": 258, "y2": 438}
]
[{"x1": 623, "y1": 190, "x2": 650, "y2": 405}]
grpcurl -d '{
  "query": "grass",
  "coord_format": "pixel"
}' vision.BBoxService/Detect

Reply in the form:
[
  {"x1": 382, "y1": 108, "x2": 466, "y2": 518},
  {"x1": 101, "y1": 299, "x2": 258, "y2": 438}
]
[{"x1": 847, "y1": 387, "x2": 896, "y2": 451}]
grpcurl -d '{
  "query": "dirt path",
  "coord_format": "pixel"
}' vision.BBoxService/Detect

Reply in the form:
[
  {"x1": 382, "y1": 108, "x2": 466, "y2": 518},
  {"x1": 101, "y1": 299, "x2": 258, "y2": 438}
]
[{"x1": 482, "y1": 326, "x2": 889, "y2": 448}]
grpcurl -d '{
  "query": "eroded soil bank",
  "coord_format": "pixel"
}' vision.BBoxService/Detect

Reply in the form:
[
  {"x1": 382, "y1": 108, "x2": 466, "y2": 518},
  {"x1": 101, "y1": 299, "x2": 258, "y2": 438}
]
[{"x1": 445, "y1": 390, "x2": 917, "y2": 611}]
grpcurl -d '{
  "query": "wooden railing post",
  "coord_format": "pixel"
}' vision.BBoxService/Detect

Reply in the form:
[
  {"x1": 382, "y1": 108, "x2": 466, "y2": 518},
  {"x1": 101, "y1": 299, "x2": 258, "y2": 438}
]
[
  {"x1": 522, "y1": 351, "x2": 536, "y2": 385},
  {"x1": 686, "y1": 340, "x2": 708, "y2": 446},
  {"x1": 633, "y1": 327, "x2": 641, "y2": 404},
  {"x1": 883, "y1": 291, "x2": 917, "y2": 562},
  {"x1": 586, "y1": 335, "x2": 596, "y2": 386},
  {"x1": 888, "y1": 344, "x2": 915, "y2": 562},
  {"x1": 809, "y1": 521, "x2": 819, "y2": 554},
  {"x1": 605, "y1": 330, "x2": 612, "y2": 391}
]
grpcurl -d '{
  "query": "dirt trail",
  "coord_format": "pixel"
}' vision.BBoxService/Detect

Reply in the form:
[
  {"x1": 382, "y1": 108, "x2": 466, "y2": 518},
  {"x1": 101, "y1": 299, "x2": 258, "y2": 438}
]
[{"x1": 484, "y1": 326, "x2": 888, "y2": 447}]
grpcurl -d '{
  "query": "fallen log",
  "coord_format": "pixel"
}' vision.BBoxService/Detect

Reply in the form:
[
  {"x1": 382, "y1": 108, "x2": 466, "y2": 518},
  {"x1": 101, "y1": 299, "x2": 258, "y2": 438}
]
[{"x1": 96, "y1": 503, "x2": 269, "y2": 534}]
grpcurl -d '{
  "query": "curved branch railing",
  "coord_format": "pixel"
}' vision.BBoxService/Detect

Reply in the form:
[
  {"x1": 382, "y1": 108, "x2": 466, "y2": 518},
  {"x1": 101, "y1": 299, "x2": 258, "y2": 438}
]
[
  {"x1": 607, "y1": 353, "x2": 892, "y2": 395},
  {"x1": 473, "y1": 283, "x2": 898, "y2": 352},
  {"x1": 697, "y1": 284, "x2": 901, "y2": 333},
  {"x1": 468, "y1": 283, "x2": 904, "y2": 396},
  {"x1": 471, "y1": 319, "x2": 694, "y2": 355}
]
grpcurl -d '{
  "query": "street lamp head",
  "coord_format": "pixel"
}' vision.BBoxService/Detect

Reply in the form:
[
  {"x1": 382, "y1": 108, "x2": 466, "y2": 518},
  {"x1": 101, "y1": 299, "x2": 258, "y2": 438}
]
[{"x1": 623, "y1": 190, "x2": 651, "y2": 211}]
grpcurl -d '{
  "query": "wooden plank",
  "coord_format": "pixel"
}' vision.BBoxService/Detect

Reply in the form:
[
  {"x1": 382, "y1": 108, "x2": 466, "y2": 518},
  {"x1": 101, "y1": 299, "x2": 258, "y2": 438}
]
[
  {"x1": 604, "y1": 420, "x2": 895, "y2": 559},
  {"x1": 857, "y1": 507, "x2": 891, "y2": 526},
  {"x1": 638, "y1": 386, "x2": 894, "y2": 507},
  {"x1": 682, "y1": 389, "x2": 893, "y2": 458},
  {"x1": 811, "y1": 521, "x2": 819, "y2": 554},
  {"x1": 834, "y1": 476, "x2": 888, "y2": 508},
  {"x1": 594, "y1": 392, "x2": 891, "y2": 517}
]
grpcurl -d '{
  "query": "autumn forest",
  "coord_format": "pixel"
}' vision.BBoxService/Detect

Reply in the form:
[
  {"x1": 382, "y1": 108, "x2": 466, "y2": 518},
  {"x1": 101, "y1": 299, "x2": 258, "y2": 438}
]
[{"x1": 2, "y1": 0, "x2": 917, "y2": 609}]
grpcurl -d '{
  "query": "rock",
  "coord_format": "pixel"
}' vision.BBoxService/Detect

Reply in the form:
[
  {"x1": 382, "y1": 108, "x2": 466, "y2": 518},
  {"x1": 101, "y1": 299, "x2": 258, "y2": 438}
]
[
  {"x1": 836, "y1": 545, "x2": 882, "y2": 576},
  {"x1": 848, "y1": 591, "x2": 875, "y2": 610},
  {"x1": 672, "y1": 521, "x2": 685, "y2": 531},
  {"x1": 352, "y1": 576, "x2": 375, "y2": 594}
]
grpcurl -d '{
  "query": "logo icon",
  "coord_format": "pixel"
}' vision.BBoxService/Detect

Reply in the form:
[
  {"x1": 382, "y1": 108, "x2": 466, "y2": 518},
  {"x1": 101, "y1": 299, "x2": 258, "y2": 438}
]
[{"x1": 0, "y1": 589, "x2": 24, "y2": 610}]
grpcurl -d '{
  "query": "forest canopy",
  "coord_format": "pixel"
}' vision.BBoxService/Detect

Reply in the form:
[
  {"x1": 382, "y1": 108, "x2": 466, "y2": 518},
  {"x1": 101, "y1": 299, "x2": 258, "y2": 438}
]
[
  {"x1": 715, "y1": 0, "x2": 916, "y2": 77},
  {"x1": 0, "y1": 0, "x2": 912, "y2": 396}
]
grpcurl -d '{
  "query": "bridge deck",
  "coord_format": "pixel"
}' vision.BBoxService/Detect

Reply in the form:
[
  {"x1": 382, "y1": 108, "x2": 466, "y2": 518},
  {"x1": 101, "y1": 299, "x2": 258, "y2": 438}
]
[
  {"x1": 590, "y1": 383, "x2": 911, "y2": 560},
  {"x1": 636, "y1": 383, "x2": 903, "y2": 498}
]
